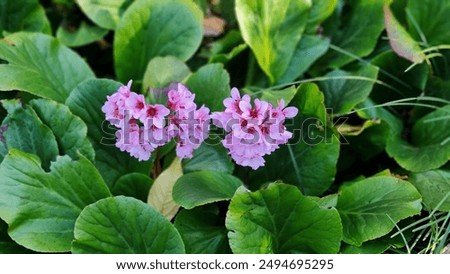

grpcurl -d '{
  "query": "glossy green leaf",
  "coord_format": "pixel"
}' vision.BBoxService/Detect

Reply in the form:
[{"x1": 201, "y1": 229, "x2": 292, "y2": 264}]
[
  {"x1": 56, "y1": 21, "x2": 109, "y2": 47},
  {"x1": 147, "y1": 157, "x2": 183, "y2": 220},
  {"x1": 0, "y1": 100, "x2": 58, "y2": 169},
  {"x1": 0, "y1": 0, "x2": 50, "y2": 37},
  {"x1": 174, "y1": 205, "x2": 231, "y2": 254},
  {"x1": 173, "y1": 171, "x2": 243, "y2": 209},
  {"x1": 186, "y1": 63, "x2": 230, "y2": 112},
  {"x1": 0, "y1": 149, "x2": 111, "y2": 252},
  {"x1": 249, "y1": 84, "x2": 340, "y2": 196},
  {"x1": 319, "y1": 0, "x2": 385, "y2": 68},
  {"x1": 182, "y1": 143, "x2": 234, "y2": 174},
  {"x1": 0, "y1": 33, "x2": 95, "y2": 102},
  {"x1": 72, "y1": 196, "x2": 185, "y2": 254},
  {"x1": 370, "y1": 51, "x2": 428, "y2": 103},
  {"x1": 409, "y1": 170, "x2": 450, "y2": 212},
  {"x1": 29, "y1": 99, "x2": 95, "y2": 162},
  {"x1": 112, "y1": 173, "x2": 154, "y2": 203},
  {"x1": 143, "y1": 56, "x2": 191, "y2": 92},
  {"x1": 384, "y1": 4, "x2": 424, "y2": 64},
  {"x1": 0, "y1": 219, "x2": 33, "y2": 254},
  {"x1": 260, "y1": 86, "x2": 298, "y2": 106},
  {"x1": 386, "y1": 105, "x2": 450, "y2": 172},
  {"x1": 114, "y1": 0, "x2": 203, "y2": 82},
  {"x1": 226, "y1": 183, "x2": 342, "y2": 254},
  {"x1": 407, "y1": 0, "x2": 450, "y2": 46},
  {"x1": 278, "y1": 35, "x2": 330, "y2": 84},
  {"x1": 305, "y1": 0, "x2": 338, "y2": 34},
  {"x1": 77, "y1": 0, "x2": 134, "y2": 30},
  {"x1": 66, "y1": 79, "x2": 152, "y2": 188},
  {"x1": 318, "y1": 64, "x2": 379, "y2": 115},
  {"x1": 336, "y1": 176, "x2": 422, "y2": 246},
  {"x1": 236, "y1": 0, "x2": 311, "y2": 83}
]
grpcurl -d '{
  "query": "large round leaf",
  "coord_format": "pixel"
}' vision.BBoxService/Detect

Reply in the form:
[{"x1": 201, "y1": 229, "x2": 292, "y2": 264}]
[
  {"x1": 336, "y1": 176, "x2": 422, "y2": 246},
  {"x1": 112, "y1": 173, "x2": 153, "y2": 203},
  {"x1": 29, "y1": 99, "x2": 95, "y2": 162},
  {"x1": 114, "y1": 0, "x2": 203, "y2": 82},
  {"x1": 77, "y1": 0, "x2": 134, "y2": 30},
  {"x1": 226, "y1": 183, "x2": 342, "y2": 254},
  {"x1": 185, "y1": 63, "x2": 230, "y2": 112},
  {"x1": 0, "y1": 0, "x2": 50, "y2": 37},
  {"x1": 409, "y1": 170, "x2": 450, "y2": 212},
  {"x1": 0, "y1": 33, "x2": 95, "y2": 102},
  {"x1": 143, "y1": 56, "x2": 191, "y2": 93},
  {"x1": 72, "y1": 196, "x2": 185, "y2": 254},
  {"x1": 0, "y1": 100, "x2": 58, "y2": 169},
  {"x1": 66, "y1": 79, "x2": 152, "y2": 188},
  {"x1": 407, "y1": 0, "x2": 450, "y2": 46},
  {"x1": 0, "y1": 149, "x2": 111, "y2": 252},
  {"x1": 174, "y1": 205, "x2": 230, "y2": 254},
  {"x1": 318, "y1": 64, "x2": 379, "y2": 116},
  {"x1": 56, "y1": 21, "x2": 108, "y2": 47},
  {"x1": 386, "y1": 105, "x2": 450, "y2": 172},
  {"x1": 318, "y1": 0, "x2": 385, "y2": 68},
  {"x1": 173, "y1": 171, "x2": 242, "y2": 209},
  {"x1": 235, "y1": 0, "x2": 311, "y2": 83}
]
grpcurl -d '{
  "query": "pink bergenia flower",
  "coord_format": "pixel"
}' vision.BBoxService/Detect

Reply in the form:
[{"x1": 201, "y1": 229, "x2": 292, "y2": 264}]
[
  {"x1": 211, "y1": 88, "x2": 298, "y2": 170},
  {"x1": 167, "y1": 84, "x2": 210, "y2": 159},
  {"x1": 101, "y1": 80, "x2": 132, "y2": 126}
]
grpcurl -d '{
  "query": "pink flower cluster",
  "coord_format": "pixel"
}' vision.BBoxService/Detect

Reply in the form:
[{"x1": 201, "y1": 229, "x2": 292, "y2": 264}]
[
  {"x1": 101, "y1": 81, "x2": 210, "y2": 161},
  {"x1": 211, "y1": 88, "x2": 298, "y2": 170}
]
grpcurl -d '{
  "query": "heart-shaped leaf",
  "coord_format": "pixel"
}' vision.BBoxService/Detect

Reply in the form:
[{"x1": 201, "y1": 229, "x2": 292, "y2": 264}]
[
  {"x1": 336, "y1": 176, "x2": 422, "y2": 246},
  {"x1": 0, "y1": 149, "x2": 111, "y2": 252},
  {"x1": 226, "y1": 183, "x2": 342, "y2": 254},
  {"x1": 72, "y1": 196, "x2": 185, "y2": 254}
]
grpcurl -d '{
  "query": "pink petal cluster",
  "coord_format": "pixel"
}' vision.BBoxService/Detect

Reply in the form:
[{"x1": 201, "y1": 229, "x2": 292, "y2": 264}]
[
  {"x1": 102, "y1": 81, "x2": 210, "y2": 161},
  {"x1": 211, "y1": 88, "x2": 298, "y2": 170}
]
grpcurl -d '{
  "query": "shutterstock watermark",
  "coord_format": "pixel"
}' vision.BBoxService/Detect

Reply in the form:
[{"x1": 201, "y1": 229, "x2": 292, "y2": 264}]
[{"x1": 100, "y1": 109, "x2": 348, "y2": 147}]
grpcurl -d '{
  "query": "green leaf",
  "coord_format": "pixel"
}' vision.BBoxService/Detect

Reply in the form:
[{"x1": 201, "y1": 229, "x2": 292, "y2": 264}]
[
  {"x1": 208, "y1": 30, "x2": 247, "y2": 64},
  {"x1": 336, "y1": 176, "x2": 422, "y2": 246},
  {"x1": 147, "y1": 157, "x2": 183, "y2": 220},
  {"x1": 0, "y1": 33, "x2": 95, "y2": 103},
  {"x1": 114, "y1": 0, "x2": 203, "y2": 82},
  {"x1": 235, "y1": 0, "x2": 311, "y2": 83},
  {"x1": 409, "y1": 170, "x2": 450, "y2": 212},
  {"x1": 66, "y1": 79, "x2": 152, "y2": 188},
  {"x1": 277, "y1": 35, "x2": 330, "y2": 84},
  {"x1": 56, "y1": 21, "x2": 109, "y2": 47},
  {"x1": 77, "y1": 0, "x2": 134, "y2": 30},
  {"x1": 370, "y1": 51, "x2": 428, "y2": 103},
  {"x1": 182, "y1": 143, "x2": 234, "y2": 174},
  {"x1": 260, "y1": 86, "x2": 298, "y2": 106},
  {"x1": 386, "y1": 105, "x2": 450, "y2": 172},
  {"x1": 174, "y1": 205, "x2": 231, "y2": 254},
  {"x1": 186, "y1": 63, "x2": 230, "y2": 112},
  {"x1": 407, "y1": 0, "x2": 450, "y2": 46},
  {"x1": 29, "y1": 99, "x2": 95, "y2": 162},
  {"x1": 0, "y1": 0, "x2": 50, "y2": 37},
  {"x1": 0, "y1": 149, "x2": 111, "y2": 252},
  {"x1": 112, "y1": 173, "x2": 154, "y2": 203},
  {"x1": 249, "y1": 84, "x2": 340, "y2": 196},
  {"x1": 0, "y1": 100, "x2": 58, "y2": 169},
  {"x1": 226, "y1": 183, "x2": 342, "y2": 254},
  {"x1": 173, "y1": 171, "x2": 242, "y2": 209},
  {"x1": 318, "y1": 64, "x2": 379, "y2": 115},
  {"x1": 72, "y1": 196, "x2": 185, "y2": 254},
  {"x1": 0, "y1": 219, "x2": 33, "y2": 254},
  {"x1": 384, "y1": 4, "x2": 425, "y2": 64},
  {"x1": 318, "y1": 0, "x2": 385, "y2": 68},
  {"x1": 143, "y1": 56, "x2": 191, "y2": 92},
  {"x1": 305, "y1": 0, "x2": 338, "y2": 34}
]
